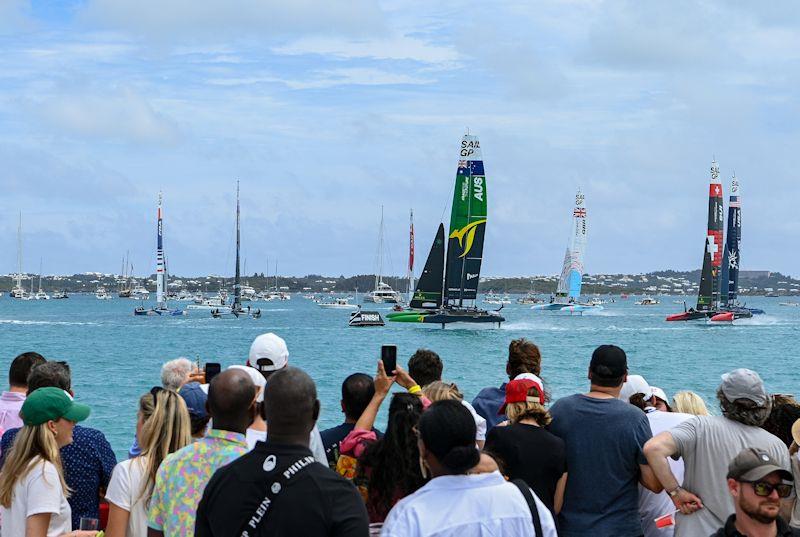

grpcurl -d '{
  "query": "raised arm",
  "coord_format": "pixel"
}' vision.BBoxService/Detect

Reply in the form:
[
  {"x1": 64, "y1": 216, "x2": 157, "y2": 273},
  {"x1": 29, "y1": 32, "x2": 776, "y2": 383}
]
[{"x1": 354, "y1": 360, "x2": 394, "y2": 432}]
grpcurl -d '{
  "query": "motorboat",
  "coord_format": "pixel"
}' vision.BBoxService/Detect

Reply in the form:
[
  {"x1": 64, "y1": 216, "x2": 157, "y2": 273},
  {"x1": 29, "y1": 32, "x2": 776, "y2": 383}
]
[
  {"x1": 95, "y1": 287, "x2": 112, "y2": 300},
  {"x1": 364, "y1": 281, "x2": 402, "y2": 304},
  {"x1": 52, "y1": 290, "x2": 68, "y2": 299},
  {"x1": 318, "y1": 297, "x2": 358, "y2": 309},
  {"x1": 34, "y1": 290, "x2": 50, "y2": 300},
  {"x1": 635, "y1": 296, "x2": 660, "y2": 305},
  {"x1": 131, "y1": 285, "x2": 150, "y2": 300}
]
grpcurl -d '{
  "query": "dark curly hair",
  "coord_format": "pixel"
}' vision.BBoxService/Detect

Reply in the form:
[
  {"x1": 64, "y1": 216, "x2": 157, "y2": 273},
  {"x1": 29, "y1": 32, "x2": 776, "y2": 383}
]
[
  {"x1": 717, "y1": 389, "x2": 771, "y2": 427},
  {"x1": 507, "y1": 339, "x2": 541, "y2": 379},
  {"x1": 761, "y1": 394, "x2": 800, "y2": 448},
  {"x1": 358, "y1": 393, "x2": 425, "y2": 520}
]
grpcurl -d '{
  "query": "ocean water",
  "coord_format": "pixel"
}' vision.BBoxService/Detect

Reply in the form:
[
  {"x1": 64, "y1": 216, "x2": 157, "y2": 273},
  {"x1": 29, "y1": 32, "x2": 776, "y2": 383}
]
[{"x1": 1, "y1": 294, "x2": 798, "y2": 459}]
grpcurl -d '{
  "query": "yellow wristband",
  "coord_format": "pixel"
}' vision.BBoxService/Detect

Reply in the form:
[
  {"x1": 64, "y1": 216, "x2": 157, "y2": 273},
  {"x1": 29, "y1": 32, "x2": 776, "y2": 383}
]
[{"x1": 408, "y1": 385, "x2": 422, "y2": 395}]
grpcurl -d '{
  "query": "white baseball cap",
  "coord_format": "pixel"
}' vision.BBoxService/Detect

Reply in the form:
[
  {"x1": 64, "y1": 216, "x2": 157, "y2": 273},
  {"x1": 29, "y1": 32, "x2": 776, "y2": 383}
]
[
  {"x1": 247, "y1": 333, "x2": 289, "y2": 373},
  {"x1": 514, "y1": 372, "x2": 545, "y2": 387},
  {"x1": 619, "y1": 375, "x2": 652, "y2": 402},
  {"x1": 228, "y1": 364, "x2": 267, "y2": 402},
  {"x1": 651, "y1": 386, "x2": 669, "y2": 403}
]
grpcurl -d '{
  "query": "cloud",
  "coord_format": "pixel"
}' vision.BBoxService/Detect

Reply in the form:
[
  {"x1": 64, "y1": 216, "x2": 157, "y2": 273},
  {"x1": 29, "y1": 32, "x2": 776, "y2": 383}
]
[
  {"x1": 33, "y1": 87, "x2": 180, "y2": 145},
  {"x1": 79, "y1": 0, "x2": 387, "y2": 42},
  {"x1": 273, "y1": 35, "x2": 459, "y2": 64}
]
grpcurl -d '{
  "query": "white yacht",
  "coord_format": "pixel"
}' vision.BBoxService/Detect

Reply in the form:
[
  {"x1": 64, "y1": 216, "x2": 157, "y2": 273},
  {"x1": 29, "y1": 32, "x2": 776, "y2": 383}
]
[
  {"x1": 52, "y1": 290, "x2": 68, "y2": 299},
  {"x1": 35, "y1": 289, "x2": 50, "y2": 300},
  {"x1": 363, "y1": 207, "x2": 403, "y2": 304},
  {"x1": 176, "y1": 289, "x2": 194, "y2": 301},
  {"x1": 131, "y1": 284, "x2": 150, "y2": 300},
  {"x1": 95, "y1": 287, "x2": 112, "y2": 300},
  {"x1": 635, "y1": 296, "x2": 660, "y2": 305},
  {"x1": 317, "y1": 297, "x2": 358, "y2": 309},
  {"x1": 10, "y1": 214, "x2": 28, "y2": 300},
  {"x1": 186, "y1": 295, "x2": 227, "y2": 310},
  {"x1": 240, "y1": 284, "x2": 257, "y2": 301},
  {"x1": 364, "y1": 281, "x2": 402, "y2": 304}
]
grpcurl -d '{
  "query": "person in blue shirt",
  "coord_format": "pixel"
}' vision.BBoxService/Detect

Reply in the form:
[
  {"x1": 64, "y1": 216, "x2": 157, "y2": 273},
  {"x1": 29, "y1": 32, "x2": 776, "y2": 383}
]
[
  {"x1": 0, "y1": 361, "x2": 116, "y2": 530},
  {"x1": 320, "y1": 372, "x2": 382, "y2": 467},
  {"x1": 548, "y1": 345, "x2": 662, "y2": 537},
  {"x1": 471, "y1": 338, "x2": 543, "y2": 430}
]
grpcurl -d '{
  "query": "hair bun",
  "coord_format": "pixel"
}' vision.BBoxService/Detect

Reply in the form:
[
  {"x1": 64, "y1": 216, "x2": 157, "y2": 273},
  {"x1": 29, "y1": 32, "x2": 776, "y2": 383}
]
[{"x1": 441, "y1": 445, "x2": 480, "y2": 474}]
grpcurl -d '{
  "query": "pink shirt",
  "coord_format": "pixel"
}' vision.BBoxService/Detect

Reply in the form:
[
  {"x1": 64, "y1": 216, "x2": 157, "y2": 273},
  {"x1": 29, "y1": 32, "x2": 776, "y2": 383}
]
[{"x1": 0, "y1": 391, "x2": 26, "y2": 439}]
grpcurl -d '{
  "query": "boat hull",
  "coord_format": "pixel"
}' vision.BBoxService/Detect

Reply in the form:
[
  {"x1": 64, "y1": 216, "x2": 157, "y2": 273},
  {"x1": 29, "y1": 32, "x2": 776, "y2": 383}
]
[
  {"x1": 388, "y1": 308, "x2": 504, "y2": 325},
  {"x1": 666, "y1": 310, "x2": 713, "y2": 321}
]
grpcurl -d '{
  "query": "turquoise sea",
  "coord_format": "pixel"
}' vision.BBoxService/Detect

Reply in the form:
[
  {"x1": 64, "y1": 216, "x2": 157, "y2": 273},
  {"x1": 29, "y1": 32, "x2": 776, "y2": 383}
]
[{"x1": 1, "y1": 295, "x2": 798, "y2": 459}]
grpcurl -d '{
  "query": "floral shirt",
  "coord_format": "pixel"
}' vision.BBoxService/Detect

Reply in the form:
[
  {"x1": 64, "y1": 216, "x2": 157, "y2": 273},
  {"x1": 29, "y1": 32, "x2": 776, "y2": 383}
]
[{"x1": 147, "y1": 429, "x2": 248, "y2": 537}]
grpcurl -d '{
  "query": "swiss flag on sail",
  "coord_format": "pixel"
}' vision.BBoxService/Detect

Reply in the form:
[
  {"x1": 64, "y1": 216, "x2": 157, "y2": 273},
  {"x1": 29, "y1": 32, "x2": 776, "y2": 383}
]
[{"x1": 710, "y1": 183, "x2": 722, "y2": 198}]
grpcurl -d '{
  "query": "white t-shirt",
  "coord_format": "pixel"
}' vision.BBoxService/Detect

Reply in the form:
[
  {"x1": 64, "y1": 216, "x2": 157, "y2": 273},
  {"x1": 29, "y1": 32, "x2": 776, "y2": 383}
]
[
  {"x1": 0, "y1": 458, "x2": 71, "y2": 537},
  {"x1": 639, "y1": 409, "x2": 693, "y2": 537},
  {"x1": 461, "y1": 400, "x2": 487, "y2": 442},
  {"x1": 381, "y1": 471, "x2": 557, "y2": 537},
  {"x1": 105, "y1": 457, "x2": 149, "y2": 537},
  {"x1": 246, "y1": 425, "x2": 328, "y2": 464}
]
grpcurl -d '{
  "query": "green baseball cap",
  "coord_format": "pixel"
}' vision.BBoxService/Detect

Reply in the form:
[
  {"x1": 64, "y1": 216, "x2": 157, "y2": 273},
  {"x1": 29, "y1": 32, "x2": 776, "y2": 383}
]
[{"x1": 21, "y1": 387, "x2": 91, "y2": 426}]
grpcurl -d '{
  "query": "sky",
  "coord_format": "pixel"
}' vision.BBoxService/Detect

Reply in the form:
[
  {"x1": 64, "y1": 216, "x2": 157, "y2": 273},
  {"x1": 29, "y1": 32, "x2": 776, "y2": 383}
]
[{"x1": 1, "y1": 0, "x2": 799, "y2": 278}]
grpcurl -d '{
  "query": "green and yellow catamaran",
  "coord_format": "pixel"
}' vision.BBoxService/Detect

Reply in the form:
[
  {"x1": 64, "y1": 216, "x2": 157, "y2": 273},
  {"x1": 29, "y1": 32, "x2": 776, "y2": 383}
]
[{"x1": 387, "y1": 133, "x2": 504, "y2": 327}]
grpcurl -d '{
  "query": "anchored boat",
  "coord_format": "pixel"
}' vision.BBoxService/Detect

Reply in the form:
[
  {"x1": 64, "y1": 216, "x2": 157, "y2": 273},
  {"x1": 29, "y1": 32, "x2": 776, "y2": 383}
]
[
  {"x1": 532, "y1": 190, "x2": 600, "y2": 313},
  {"x1": 387, "y1": 132, "x2": 504, "y2": 327}
]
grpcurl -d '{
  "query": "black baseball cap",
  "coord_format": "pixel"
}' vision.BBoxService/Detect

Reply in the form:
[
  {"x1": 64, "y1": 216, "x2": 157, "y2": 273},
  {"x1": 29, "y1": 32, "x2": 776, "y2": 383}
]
[
  {"x1": 590, "y1": 345, "x2": 627, "y2": 379},
  {"x1": 727, "y1": 448, "x2": 792, "y2": 482}
]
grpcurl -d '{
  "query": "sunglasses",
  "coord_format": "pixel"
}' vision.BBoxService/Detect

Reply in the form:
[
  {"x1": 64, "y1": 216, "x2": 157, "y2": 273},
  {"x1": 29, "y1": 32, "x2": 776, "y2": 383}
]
[{"x1": 742, "y1": 480, "x2": 794, "y2": 498}]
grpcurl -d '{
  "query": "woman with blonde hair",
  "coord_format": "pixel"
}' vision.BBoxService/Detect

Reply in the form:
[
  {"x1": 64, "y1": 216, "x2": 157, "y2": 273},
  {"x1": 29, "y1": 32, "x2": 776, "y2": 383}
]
[
  {"x1": 672, "y1": 390, "x2": 711, "y2": 416},
  {"x1": 0, "y1": 387, "x2": 97, "y2": 537},
  {"x1": 484, "y1": 377, "x2": 567, "y2": 516},
  {"x1": 104, "y1": 387, "x2": 191, "y2": 537},
  {"x1": 421, "y1": 381, "x2": 462, "y2": 402}
]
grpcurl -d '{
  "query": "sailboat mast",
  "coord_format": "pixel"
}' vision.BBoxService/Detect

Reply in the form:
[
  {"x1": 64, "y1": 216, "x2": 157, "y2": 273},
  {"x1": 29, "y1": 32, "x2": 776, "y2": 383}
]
[
  {"x1": 408, "y1": 209, "x2": 415, "y2": 302},
  {"x1": 156, "y1": 192, "x2": 166, "y2": 308},
  {"x1": 697, "y1": 160, "x2": 724, "y2": 311},
  {"x1": 16, "y1": 212, "x2": 23, "y2": 290},
  {"x1": 376, "y1": 206, "x2": 384, "y2": 291},
  {"x1": 38, "y1": 259, "x2": 43, "y2": 292},
  {"x1": 233, "y1": 181, "x2": 241, "y2": 308}
]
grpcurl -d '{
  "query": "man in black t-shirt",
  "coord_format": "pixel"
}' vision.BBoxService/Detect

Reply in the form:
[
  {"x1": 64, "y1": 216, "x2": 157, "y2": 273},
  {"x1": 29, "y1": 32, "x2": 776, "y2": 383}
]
[
  {"x1": 320, "y1": 372, "x2": 382, "y2": 468},
  {"x1": 196, "y1": 367, "x2": 369, "y2": 537}
]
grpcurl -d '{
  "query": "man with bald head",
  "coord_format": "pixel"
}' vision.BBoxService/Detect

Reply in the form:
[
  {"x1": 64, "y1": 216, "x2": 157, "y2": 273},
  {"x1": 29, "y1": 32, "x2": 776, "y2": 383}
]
[
  {"x1": 196, "y1": 366, "x2": 369, "y2": 536},
  {"x1": 148, "y1": 368, "x2": 256, "y2": 537}
]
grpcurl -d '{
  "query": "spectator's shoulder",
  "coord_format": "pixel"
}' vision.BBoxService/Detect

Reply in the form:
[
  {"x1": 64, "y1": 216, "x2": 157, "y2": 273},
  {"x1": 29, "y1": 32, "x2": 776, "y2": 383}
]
[
  {"x1": 75, "y1": 425, "x2": 109, "y2": 441},
  {"x1": 1, "y1": 427, "x2": 19, "y2": 445}
]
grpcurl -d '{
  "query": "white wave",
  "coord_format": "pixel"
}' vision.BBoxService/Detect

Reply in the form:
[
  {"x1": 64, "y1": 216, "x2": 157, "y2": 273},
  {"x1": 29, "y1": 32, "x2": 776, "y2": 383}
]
[{"x1": 0, "y1": 319, "x2": 100, "y2": 326}]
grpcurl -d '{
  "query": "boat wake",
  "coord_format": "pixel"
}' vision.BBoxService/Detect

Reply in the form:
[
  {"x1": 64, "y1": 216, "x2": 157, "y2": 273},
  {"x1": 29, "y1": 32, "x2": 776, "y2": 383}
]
[{"x1": 0, "y1": 319, "x2": 99, "y2": 326}]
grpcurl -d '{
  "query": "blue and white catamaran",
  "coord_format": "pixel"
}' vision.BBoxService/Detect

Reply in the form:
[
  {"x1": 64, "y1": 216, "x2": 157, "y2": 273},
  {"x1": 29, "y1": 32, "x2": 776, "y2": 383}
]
[
  {"x1": 134, "y1": 193, "x2": 186, "y2": 316},
  {"x1": 532, "y1": 189, "x2": 601, "y2": 313}
]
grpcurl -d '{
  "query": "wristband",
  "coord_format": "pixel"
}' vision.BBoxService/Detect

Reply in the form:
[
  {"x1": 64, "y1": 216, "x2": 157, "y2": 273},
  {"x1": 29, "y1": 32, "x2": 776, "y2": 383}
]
[{"x1": 408, "y1": 385, "x2": 422, "y2": 395}]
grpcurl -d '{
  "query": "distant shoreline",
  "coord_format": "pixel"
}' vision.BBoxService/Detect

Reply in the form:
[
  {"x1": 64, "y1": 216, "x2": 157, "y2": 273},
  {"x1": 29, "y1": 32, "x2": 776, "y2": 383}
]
[{"x1": 2, "y1": 269, "x2": 798, "y2": 296}]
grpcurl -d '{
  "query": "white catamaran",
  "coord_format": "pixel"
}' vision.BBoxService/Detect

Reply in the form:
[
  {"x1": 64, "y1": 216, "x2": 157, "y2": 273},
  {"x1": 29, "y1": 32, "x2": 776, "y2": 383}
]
[
  {"x1": 532, "y1": 189, "x2": 601, "y2": 313},
  {"x1": 363, "y1": 206, "x2": 403, "y2": 304}
]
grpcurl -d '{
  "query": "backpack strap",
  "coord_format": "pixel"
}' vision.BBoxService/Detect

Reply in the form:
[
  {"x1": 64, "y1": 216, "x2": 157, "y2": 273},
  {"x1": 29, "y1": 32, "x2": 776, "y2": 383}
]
[
  {"x1": 512, "y1": 479, "x2": 543, "y2": 537},
  {"x1": 238, "y1": 454, "x2": 316, "y2": 537}
]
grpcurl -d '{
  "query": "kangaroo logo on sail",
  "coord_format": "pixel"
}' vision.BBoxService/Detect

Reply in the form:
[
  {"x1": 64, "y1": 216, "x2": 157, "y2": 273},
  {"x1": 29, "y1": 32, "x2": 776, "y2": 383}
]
[{"x1": 449, "y1": 219, "x2": 486, "y2": 259}]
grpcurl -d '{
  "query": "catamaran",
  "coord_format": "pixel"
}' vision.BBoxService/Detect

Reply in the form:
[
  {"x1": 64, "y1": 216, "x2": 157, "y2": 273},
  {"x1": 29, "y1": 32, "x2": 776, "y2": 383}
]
[
  {"x1": 667, "y1": 162, "x2": 753, "y2": 322},
  {"x1": 387, "y1": 132, "x2": 504, "y2": 327},
  {"x1": 532, "y1": 189, "x2": 601, "y2": 313},
  {"x1": 363, "y1": 207, "x2": 403, "y2": 304},
  {"x1": 211, "y1": 182, "x2": 261, "y2": 319},
  {"x1": 34, "y1": 260, "x2": 50, "y2": 300},
  {"x1": 134, "y1": 193, "x2": 186, "y2": 316}
]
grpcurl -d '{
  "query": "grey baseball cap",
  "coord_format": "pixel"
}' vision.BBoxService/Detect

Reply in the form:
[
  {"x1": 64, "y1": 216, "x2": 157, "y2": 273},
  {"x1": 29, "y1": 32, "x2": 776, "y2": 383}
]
[
  {"x1": 727, "y1": 447, "x2": 792, "y2": 481},
  {"x1": 720, "y1": 368, "x2": 768, "y2": 406}
]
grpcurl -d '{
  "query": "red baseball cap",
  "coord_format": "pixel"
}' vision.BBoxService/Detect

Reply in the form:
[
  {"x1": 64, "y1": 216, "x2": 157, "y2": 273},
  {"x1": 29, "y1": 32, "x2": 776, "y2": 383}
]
[{"x1": 499, "y1": 377, "x2": 545, "y2": 415}]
